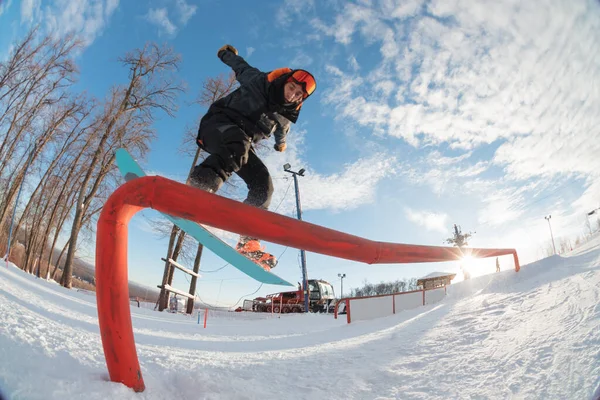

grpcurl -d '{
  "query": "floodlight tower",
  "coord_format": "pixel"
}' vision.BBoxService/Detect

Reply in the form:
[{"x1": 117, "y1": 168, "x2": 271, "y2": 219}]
[
  {"x1": 545, "y1": 215, "x2": 557, "y2": 255},
  {"x1": 338, "y1": 273, "x2": 346, "y2": 297},
  {"x1": 283, "y1": 163, "x2": 309, "y2": 312}
]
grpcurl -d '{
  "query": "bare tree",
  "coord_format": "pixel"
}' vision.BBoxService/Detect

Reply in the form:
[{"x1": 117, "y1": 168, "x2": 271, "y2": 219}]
[
  {"x1": 61, "y1": 43, "x2": 184, "y2": 288},
  {"x1": 0, "y1": 30, "x2": 81, "y2": 240},
  {"x1": 195, "y1": 72, "x2": 238, "y2": 109},
  {"x1": 349, "y1": 278, "x2": 418, "y2": 297},
  {"x1": 11, "y1": 97, "x2": 92, "y2": 239},
  {"x1": 559, "y1": 237, "x2": 571, "y2": 254}
]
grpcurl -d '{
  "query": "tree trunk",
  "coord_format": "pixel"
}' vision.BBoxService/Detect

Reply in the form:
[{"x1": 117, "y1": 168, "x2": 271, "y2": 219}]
[
  {"x1": 47, "y1": 184, "x2": 79, "y2": 280},
  {"x1": 158, "y1": 226, "x2": 180, "y2": 311},
  {"x1": 167, "y1": 230, "x2": 187, "y2": 286},
  {"x1": 52, "y1": 238, "x2": 71, "y2": 282},
  {"x1": 186, "y1": 243, "x2": 203, "y2": 314}
]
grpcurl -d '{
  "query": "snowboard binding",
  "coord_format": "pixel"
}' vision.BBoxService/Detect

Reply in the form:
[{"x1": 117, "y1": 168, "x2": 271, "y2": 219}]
[
  {"x1": 236, "y1": 237, "x2": 278, "y2": 271},
  {"x1": 243, "y1": 251, "x2": 277, "y2": 271}
]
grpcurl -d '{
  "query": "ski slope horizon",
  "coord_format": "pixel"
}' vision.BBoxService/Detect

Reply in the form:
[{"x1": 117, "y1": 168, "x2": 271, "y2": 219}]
[{"x1": 1, "y1": 235, "x2": 600, "y2": 399}]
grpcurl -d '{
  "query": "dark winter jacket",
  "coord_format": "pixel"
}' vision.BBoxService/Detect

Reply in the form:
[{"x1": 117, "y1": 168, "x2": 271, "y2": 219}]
[{"x1": 199, "y1": 51, "x2": 302, "y2": 146}]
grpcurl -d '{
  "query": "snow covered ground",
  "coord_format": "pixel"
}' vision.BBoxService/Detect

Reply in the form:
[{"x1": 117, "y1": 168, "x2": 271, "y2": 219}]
[{"x1": 1, "y1": 238, "x2": 600, "y2": 400}]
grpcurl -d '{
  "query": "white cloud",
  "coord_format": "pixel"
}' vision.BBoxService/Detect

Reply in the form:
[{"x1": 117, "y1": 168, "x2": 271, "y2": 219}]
[
  {"x1": 246, "y1": 47, "x2": 255, "y2": 58},
  {"x1": 401, "y1": 150, "x2": 489, "y2": 195},
  {"x1": 299, "y1": 154, "x2": 395, "y2": 212},
  {"x1": 20, "y1": 0, "x2": 40, "y2": 23},
  {"x1": 289, "y1": 50, "x2": 313, "y2": 68},
  {"x1": 174, "y1": 0, "x2": 196, "y2": 24},
  {"x1": 388, "y1": 0, "x2": 424, "y2": 18},
  {"x1": 105, "y1": 0, "x2": 118, "y2": 18},
  {"x1": 426, "y1": 150, "x2": 472, "y2": 167},
  {"x1": 277, "y1": 0, "x2": 315, "y2": 26},
  {"x1": 348, "y1": 55, "x2": 360, "y2": 72},
  {"x1": 397, "y1": 149, "x2": 564, "y2": 228},
  {"x1": 404, "y1": 208, "x2": 449, "y2": 233},
  {"x1": 572, "y1": 180, "x2": 600, "y2": 212},
  {"x1": 296, "y1": 0, "x2": 600, "y2": 238},
  {"x1": 145, "y1": 8, "x2": 177, "y2": 36},
  {"x1": 493, "y1": 130, "x2": 599, "y2": 180},
  {"x1": 314, "y1": 0, "x2": 600, "y2": 184},
  {"x1": 21, "y1": 0, "x2": 119, "y2": 47},
  {"x1": 144, "y1": 0, "x2": 196, "y2": 37},
  {"x1": 374, "y1": 80, "x2": 394, "y2": 98},
  {"x1": 222, "y1": 128, "x2": 396, "y2": 215},
  {"x1": 0, "y1": 0, "x2": 13, "y2": 17},
  {"x1": 476, "y1": 191, "x2": 526, "y2": 227}
]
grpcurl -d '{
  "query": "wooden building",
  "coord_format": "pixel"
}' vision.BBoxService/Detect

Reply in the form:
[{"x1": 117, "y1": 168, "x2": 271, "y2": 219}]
[{"x1": 417, "y1": 271, "x2": 457, "y2": 290}]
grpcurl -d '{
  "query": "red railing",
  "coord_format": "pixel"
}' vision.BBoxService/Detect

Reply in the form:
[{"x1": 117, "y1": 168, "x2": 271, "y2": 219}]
[
  {"x1": 96, "y1": 176, "x2": 520, "y2": 392},
  {"x1": 333, "y1": 299, "x2": 351, "y2": 323}
]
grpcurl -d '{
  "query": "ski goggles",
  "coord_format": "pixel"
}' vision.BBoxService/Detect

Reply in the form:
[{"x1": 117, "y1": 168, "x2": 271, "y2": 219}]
[{"x1": 289, "y1": 70, "x2": 316, "y2": 97}]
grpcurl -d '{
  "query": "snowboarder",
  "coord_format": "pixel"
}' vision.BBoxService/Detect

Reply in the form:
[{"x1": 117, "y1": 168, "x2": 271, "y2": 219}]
[{"x1": 189, "y1": 44, "x2": 317, "y2": 270}]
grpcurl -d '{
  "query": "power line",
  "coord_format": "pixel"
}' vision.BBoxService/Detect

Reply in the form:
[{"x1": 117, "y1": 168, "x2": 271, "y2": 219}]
[
  {"x1": 194, "y1": 281, "x2": 265, "y2": 310},
  {"x1": 230, "y1": 283, "x2": 264, "y2": 308}
]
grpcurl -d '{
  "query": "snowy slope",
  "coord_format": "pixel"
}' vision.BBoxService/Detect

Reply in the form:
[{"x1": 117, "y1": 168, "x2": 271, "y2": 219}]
[{"x1": 1, "y1": 238, "x2": 600, "y2": 400}]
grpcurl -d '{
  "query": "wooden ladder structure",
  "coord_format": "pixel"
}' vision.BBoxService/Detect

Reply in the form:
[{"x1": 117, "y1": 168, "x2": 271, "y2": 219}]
[{"x1": 157, "y1": 257, "x2": 201, "y2": 314}]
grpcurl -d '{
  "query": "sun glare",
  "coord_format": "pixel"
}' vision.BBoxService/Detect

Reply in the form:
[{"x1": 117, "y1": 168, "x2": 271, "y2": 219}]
[
  {"x1": 457, "y1": 254, "x2": 485, "y2": 281},
  {"x1": 461, "y1": 255, "x2": 477, "y2": 271},
  {"x1": 455, "y1": 254, "x2": 496, "y2": 281}
]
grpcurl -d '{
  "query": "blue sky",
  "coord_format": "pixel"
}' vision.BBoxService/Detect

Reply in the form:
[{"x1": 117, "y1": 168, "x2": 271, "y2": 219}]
[{"x1": 1, "y1": 0, "x2": 599, "y2": 307}]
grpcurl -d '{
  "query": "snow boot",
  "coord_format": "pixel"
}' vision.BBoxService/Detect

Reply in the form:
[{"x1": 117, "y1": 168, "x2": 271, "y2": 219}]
[{"x1": 188, "y1": 165, "x2": 222, "y2": 194}]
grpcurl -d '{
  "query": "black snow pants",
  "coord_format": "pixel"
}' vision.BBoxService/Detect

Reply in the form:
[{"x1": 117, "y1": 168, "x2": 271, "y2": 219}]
[{"x1": 191, "y1": 120, "x2": 274, "y2": 210}]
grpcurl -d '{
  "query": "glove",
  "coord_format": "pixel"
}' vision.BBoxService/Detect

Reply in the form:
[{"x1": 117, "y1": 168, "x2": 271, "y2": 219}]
[
  {"x1": 217, "y1": 44, "x2": 238, "y2": 59},
  {"x1": 274, "y1": 143, "x2": 287, "y2": 152}
]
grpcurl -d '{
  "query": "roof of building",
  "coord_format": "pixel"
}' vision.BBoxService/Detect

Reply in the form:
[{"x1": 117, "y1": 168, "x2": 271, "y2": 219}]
[{"x1": 420, "y1": 271, "x2": 456, "y2": 279}]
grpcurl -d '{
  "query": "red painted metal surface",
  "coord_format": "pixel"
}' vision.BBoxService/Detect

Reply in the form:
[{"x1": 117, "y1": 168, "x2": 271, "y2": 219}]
[{"x1": 96, "y1": 176, "x2": 521, "y2": 392}]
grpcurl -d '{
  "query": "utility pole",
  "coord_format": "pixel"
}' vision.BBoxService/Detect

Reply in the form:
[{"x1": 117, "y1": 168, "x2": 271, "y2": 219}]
[
  {"x1": 338, "y1": 273, "x2": 346, "y2": 298},
  {"x1": 545, "y1": 215, "x2": 557, "y2": 255},
  {"x1": 284, "y1": 163, "x2": 309, "y2": 313}
]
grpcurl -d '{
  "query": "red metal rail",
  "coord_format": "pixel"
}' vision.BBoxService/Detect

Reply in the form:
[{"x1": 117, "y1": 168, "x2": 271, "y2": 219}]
[{"x1": 96, "y1": 176, "x2": 520, "y2": 392}]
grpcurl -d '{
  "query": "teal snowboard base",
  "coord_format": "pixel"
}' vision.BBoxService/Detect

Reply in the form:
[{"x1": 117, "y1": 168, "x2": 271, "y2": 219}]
[{"x1": 115, "y1": 149, "x2": 293, "y2": 287}]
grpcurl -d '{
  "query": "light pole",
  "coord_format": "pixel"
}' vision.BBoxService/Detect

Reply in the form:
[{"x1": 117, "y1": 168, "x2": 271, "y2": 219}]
[
  {"x1": 545, "y1": 215, "x2": 557, "y2": 255},
  {"x1": 283, "y1": 163, "x2": 309, "y2": 313},
  {"x1": 337, "y1": 273, "x2": 346, "y2": 298}
]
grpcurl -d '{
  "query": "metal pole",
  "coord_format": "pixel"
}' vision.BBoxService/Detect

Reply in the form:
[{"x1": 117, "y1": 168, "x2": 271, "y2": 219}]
[
  {"x1": 292, "y1": 173, "x2": 309, "y2": 313},
  {"x1": 338, "y1": 273, "x2": 346, "y2": 297},
  {"x1": 545, "y1": 215, "x2": 556, "y2": 255},
  {"x1": 6, "y1": 142, "x2": 37, "y2": 268}
]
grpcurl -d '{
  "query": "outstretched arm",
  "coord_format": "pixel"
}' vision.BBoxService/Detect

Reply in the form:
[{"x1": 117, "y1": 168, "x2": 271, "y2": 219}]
[{"x1": 218, "y1": 45, "x2": 262, "y2": 86}]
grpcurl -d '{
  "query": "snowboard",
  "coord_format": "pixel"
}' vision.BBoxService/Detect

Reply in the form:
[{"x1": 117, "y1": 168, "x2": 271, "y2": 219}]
[{"x1": 115, "y1": 149, "x2": 293, "y2": 287}]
